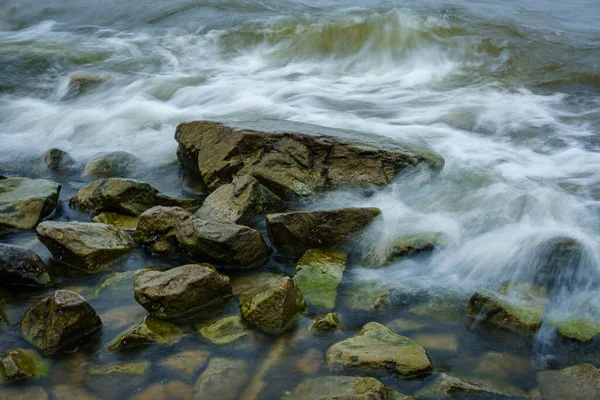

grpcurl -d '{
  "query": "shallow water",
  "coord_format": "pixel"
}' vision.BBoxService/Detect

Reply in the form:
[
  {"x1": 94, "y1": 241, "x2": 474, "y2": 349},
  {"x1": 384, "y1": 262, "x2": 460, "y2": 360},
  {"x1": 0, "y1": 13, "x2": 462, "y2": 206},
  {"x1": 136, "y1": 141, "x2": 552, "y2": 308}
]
[{"x1": 1, "y1": 0, "x2": 600, "y2": 398}]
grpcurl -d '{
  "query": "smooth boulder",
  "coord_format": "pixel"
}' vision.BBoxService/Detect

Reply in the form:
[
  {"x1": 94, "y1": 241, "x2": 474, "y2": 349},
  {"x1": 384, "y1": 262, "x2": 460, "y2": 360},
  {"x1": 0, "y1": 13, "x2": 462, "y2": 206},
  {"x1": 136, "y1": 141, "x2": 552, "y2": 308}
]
[
  {"x1": 133, "y1": 264, "x2": 232, "y2": 318},
  {"x1": 20, "y1": 290, "x2": 102, "y2": 355},
  {"x1": 537, "y1": 363, "x2": 600, "y2": 400},
  {"x1": 175, "y1": 120, "x2": 444, "y2": 197},
  {"x1": 0, "y1": 243, "x2": 53, "y2": 286},
  {"x1": 36, "y1": 221, "x2": 134, "y2": 272},
  {"x1": 240, "y1": 276, "x2": 306, "y2": 334},
  {"x1": 283, "y1": 376, "x2": 412, "y2": 400},
  {"x1": 0, "y1": 178, "x2": 60, "y2": 232},
  {"x1": 293, "y1": 249, "x2": 346, "y2": 310},
  {"x1": 71, "y1": 178, "x2": 199, "y2": 216},
  {"x1": 83, "y1": 151, "x2": 141, "y2": 177},
  {"x1": 267, "y1": 207, "x2": 381, "y2": 254},
  {"x1": 326, "y1": 322, "x2": 433, "y2": 376}
]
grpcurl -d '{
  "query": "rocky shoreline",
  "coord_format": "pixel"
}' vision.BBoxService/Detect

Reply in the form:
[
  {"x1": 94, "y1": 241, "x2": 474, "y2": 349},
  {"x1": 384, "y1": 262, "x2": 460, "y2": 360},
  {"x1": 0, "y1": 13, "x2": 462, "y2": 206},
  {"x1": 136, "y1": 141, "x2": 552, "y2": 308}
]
[{"x1": 0, "y1": 120, "x2": 599, "y2": 399}]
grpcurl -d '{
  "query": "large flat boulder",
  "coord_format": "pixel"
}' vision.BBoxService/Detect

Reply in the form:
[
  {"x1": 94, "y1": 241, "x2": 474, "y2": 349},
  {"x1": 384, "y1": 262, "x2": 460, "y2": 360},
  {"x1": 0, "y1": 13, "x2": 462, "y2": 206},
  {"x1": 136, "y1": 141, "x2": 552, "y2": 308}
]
[
  {"x1": 267, "y1": 207, "x2": 381, "y2": 254},
  {"x1": 71, "y1": 178, "x2": 199, "y2": 216},
  {"x1": 175, "y1": 120, "x2": 444, "y2": 197},
  {"x1": 0, "y1": 243, "x2": 53, "y2": 287},
  {"x1": 537, "y1": 364, "x2": 600, "y2": 400},
  {"x1": 326, "y1": 322, "x2": 433, "y2": 376},
  {"x1": 36, "y1": 221, "x2": 134, "y2": 272},
  {"x1": 0, "y1": 178, "x2": 60, "y2": 233}
]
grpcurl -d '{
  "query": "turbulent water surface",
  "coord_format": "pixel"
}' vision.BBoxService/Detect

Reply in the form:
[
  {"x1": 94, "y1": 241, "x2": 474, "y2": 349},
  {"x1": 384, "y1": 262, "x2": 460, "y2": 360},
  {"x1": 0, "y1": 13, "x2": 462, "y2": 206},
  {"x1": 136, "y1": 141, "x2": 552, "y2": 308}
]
[{"x1": 1, "y1": 0, "x2": 600, "y2": 398}]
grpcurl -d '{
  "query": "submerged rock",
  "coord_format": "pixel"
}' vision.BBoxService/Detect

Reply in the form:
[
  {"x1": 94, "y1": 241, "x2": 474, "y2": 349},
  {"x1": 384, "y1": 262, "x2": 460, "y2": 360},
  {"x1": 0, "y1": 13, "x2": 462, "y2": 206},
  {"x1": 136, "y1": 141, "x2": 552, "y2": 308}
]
[
  {"x1": 20, "y1": 290, "x2": 102, "y2": 355},
  {"x1": 92, "y1": 212, "x2": 139, "y2": 230},
  {"x1": 194, "y1": 357, "x2": 249, "y2": 400},
  {"x1": 534, "y1": 237, "x2": 586, "y2": 291},
  {"x1": 415, "y1": 373, "x2": 528, "y2": 399},
  {"x1": 326, "y1": 322, "x2": 434, "y2": 376},
  {"x1": 72, "y1": 178, "x2": 199, "y2": 216},
  {"x1": 467, "y1": 281, "x2": 547, "y2": 335},
  {"x1": 198, "y1": 315, "x2": 252, "y2": 346},
  {"x1": 42, "y1": 148, "x2": 75, "y2": 170},
  {"x1": 293, "y1": 249, "x2": 346, "y2": 310},
  {"x1": 473, "y1": 352, "x2": 532, "y2": 381},
  {"x1": 340, "y1": 282, "x2": 391, "y2": 312},
  {"x1": 240, "y1": 276, "x2": 306, "y2": 334},
  {"x1": 387, "y1": 318, "x2": 425, "y2": 333},
  {"x1": 537, "y1": 363, "x2": 600, "y2": 400},
  {"x1": 0, "y1": 178, "x2": 60, "y2": 233},
  {"x1": 93, "y1": 268, "x2": 150, "y2": 298},
  {"x1": 108, "y1": 316, "x2": 184, "y2": 351},
  {"x1": 0, "y1": 349, "x2": 50, "y2": 384},
  {"x1": 413, "y1": 334, "x2": 458, "y2": 352},
  {"x1": 550, "y1": 316, "x2": 600, "y2": 343},
  {"x1": 310, "y1": 312, "x2": 343, "y2": 334},
  {"x1": 159, "y1": 350, "x2": 211, "y2": 378},
  {"x1": 0, "y1": 243, "x2": 53, "y2": 287},
  {"x1": 283, "y1": 376, "x2": 412, "y2": 400},
  {"x1": 391, "y1": 232, "x2": 451, "y2": 258},
  {"x1": 0, "y1": 386, "x2": 49, "y2": 400},
  {"x1": 130, "y1": 381, "x2": 193, "y2": 400},
  {"x1": 267, "y1": 207, "x2": 381, "y2": 254},
  {"x1": 175, "y1": 120, "x2": 444, "y2": 197},
  {"x1": 230, "y1": 271, "x2": 283, "y2": 301},
  {"x1": 67, "y1": 75, "x2": 106, "y2": 96},
  {"x1": 195, "y1": 175, "x2": 283, "y2": 224},
  {"x1": 36, "y1": 221, "x2": 134, "y2": 272},
  {"x1": 133, "y1": 264, "x2": 231, "y2": 318},
  {"x1": 83, "y1": 151, "x2": 141, "y2": 178}
]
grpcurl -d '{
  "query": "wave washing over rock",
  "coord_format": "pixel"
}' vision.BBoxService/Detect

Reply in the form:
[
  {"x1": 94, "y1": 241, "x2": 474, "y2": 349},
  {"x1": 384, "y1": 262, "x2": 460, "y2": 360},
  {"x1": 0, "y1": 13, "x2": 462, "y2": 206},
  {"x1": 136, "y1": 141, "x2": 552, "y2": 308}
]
[{"x1": 1, "y1": 0, "x2": 600, "y2": 398}]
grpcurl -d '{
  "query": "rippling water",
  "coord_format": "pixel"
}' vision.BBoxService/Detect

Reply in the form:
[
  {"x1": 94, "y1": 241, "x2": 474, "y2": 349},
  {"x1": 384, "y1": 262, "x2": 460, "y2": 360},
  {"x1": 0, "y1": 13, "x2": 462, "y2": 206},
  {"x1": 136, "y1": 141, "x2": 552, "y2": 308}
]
[{"x1": 2, "y1": 0, "x2": 600, "y2": 397}]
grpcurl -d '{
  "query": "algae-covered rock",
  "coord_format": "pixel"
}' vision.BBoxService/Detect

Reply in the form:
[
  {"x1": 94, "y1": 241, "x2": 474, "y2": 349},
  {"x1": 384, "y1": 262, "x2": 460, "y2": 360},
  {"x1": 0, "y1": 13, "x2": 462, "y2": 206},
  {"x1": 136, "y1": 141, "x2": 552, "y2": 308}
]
[
  {"x1": 20, "y1": 290, "x2": 102, "y2": 355},
  {"x1": 134, "y1": 264, "x2": 231, "y2": 318},
  {"x1": 467, "y1": 281, "x2": 547, "y2": 335},
  {"x1": 0, "y1": 349, "x2": 50, "y2": 383},
  {"x1": 195, "y1": 175, "x2": 283, "y2": 224},
  {"x1": 193, "y1": 357, "x2": 249, "y2": 400},
  {"x1": 0, "y1": 178, "x2": 60, "y2": 233},
  {"x1": 537, "y1": 363, "x2": 600, "y2": 400},
  {"x1": 0, "y1": 243, "x2": 53, "y2": 286},
  {"x1": 310, "y1": 313, "x2": 343, "y2": 334},
  {"x1": 42, "y1": 148, "x2": 75, "y2": 170},
  {"x1": 93, "y1": 212, "x2": 139, "y2": 230},
  {"x1": 36, "y1": 221, "x2": 134, "y2": 272},
  {"x1": 198, "y1": 315, "x2": 252, "y2": 346},
  {"x1": 326, "y1": 322, "x2": 433, "y2": 376},
  {"x1": 108, "y1": 316, "x2": 184, "y2": 351},
  {"x1": 240, "y1": 276, "x2": 306, "y2": 334},
  {"x1": 391, "y1": 232, "x2": 451, "y2": 258},
  {"x1": 293, "y1": 249, "x2": 346, "y2": 310},
  {"x1": 267, "y1": 208, "x2": 381, "y2": 254},
  {"x1": 340, "y1": 282, "x2": 391, "y2": 312},
  {"x1": 83, "y1": 151, "x2": 141, "y2": 178},
  {"x1": 283, "y1": 375, "x2": 412, "y2": 400},
  {"x1": 415, "y1": 373, "x2": 528, "y2": 398},
  {"x1": 534, "y1": 237, "x2": 585, "y2": 291},
  {"x1": 231, "y1": 271, "x2": 283, "y2": 301},
  {"x1": 549, "y1": 316, "x2": 600, "y2": 343},
  {"x1": 159, "y1": 350, "x2": 211, "y2": 378},
  {"x1": 134, "y1": 206, "x2": 193, "y2": 254},
  {"x1": 72, "y1": 178, "x2": 199, "y2": 217}
]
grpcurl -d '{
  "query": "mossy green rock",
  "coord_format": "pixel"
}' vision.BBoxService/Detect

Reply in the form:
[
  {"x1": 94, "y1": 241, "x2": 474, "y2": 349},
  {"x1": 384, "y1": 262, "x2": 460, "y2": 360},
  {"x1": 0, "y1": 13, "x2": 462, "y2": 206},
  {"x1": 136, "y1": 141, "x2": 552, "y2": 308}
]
[
  {"x1": 310, "y1": 313, "x2": 343, "y2": 334},
  {"x1": 198, "y1": 316, "x2": 251, "y2": 346},
  {"x1": 194, "y1": 357, "x2": 249, "y2": 400},
  {"x1": 283, "y1": 376, "x2": 413, "y2": 400},
  {"x1": 240, "y1": 276, "x2": 307, "y2": 334},
  {"x1": 20, "y1": 290, "x2": 102, "y2": 355},
  {"x1": 341, "y1": 282, "x2": 391, "y2": 312},
  {"x1": 0, "y1": 243, "x2": 53, "y2": 287},
  {"x1": 326, "y1": 322, "x2": 434, "y2": 376},
  {"x1": 549, "y1": 317, "x2": 600, "y2": 343},
  {"x1": 415, "y1": 373, "x2": 528, "y2": 398},
  {"x1": 391, "y1": 232, "x2": 451, "y2": 258},
  {"x1": 293, "y1": 249, "x2": 346, "y2": 310},
  {"x1": 90, "y1": 361, "x2": 150, "y2": 376},
  {"x1": 537, "y1": 363, "x2": 600, "y2": 400},
  {"x1": 467, "y1": 281, "x2": 547, "y2": 335},
  {"x1": 0, "y1": 178, "x2": 60, "y2": 233},
  {"x1": 108, "y1": 316, "x2": 184, "y2": 351},
  {"x1": 92, "y1": 212, "x2": 139, "y2": 230},
  {"x1": 82, "y1": 151, "x2": 141, "y2": 178},
  {"x1": 0, "y1": 349, "x2": 50, "y2": 383},
  {"x1": 134, "y1": 264, "x2": 231, "y2": 318},
  {"x1": 36, "y1": 221, "x2": 134, "y2": 272}
]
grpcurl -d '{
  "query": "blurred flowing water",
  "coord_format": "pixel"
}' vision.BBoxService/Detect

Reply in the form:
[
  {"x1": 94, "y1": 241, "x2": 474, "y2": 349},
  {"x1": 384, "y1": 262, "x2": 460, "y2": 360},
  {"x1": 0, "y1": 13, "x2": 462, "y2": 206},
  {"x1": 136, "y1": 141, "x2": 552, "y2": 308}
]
[{"x1": 1, "y1": 0, "x2": 600, "y2": 397}]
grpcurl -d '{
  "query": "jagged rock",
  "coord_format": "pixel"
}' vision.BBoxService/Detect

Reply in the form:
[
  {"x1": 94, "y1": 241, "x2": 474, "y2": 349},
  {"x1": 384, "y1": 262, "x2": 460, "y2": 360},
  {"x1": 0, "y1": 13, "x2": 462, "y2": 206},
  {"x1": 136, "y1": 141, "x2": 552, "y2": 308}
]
[
  {"x1": 283, "y1": 376, "x2": 413, "y2": 400},
  {"x1": 36, "y1": 221, "x2": 134, "y2": 272},
  {"x1": 20, "y1": 290, "x2": 102, "y2": 355},
  {"x1": 310, "y1": 313, "x2": 343, "y2": 334},
  {"x1": 267, "y1": 208, "x2": 381, "y2": 254},
  {"x1": 415, "y1": 373, "x2": 528, "y2": 398},
  {"x1": 194, "y1": 358, "x2": 249, "y2": 400},
  {"x1": 92, "y1": 212, "x2": 139, "y2": 230},
  {"x1": 240, "y1": 276, "x2": 306, "y2": 334},
  {"x1": 467, "y1": 281, "x2": 547, "y2": 335},
  {"x1": 550, "y1": 316, "x2": 600, "y2": 343},
  {"x1": 198, "y1": 316, "x2": 252, "y2": 346},
  {"x1": 0, "y1": 349, "x2": 50, "y2": 383},
  {"x1": 0, "y1": 178, "x2": 60, "y2": 232},
  {"x1": 0, "y1": 243, "x2": 53, "y2": 286},
  {"x1": 340, "y1": 282, "x2": 391, "y2": 312},
  {"x1": 135, "y1": 206, "x2": 269, "y2": 267},
  {"x1": 293, "y1": 249, "x2": 346, "y2": 310},
  {"x1": 537, "y1": 363, "x2": 600, "y2": 400},
  {"x1": 72, "y1": 178, "x2": 199, "y2": 216},
  {"x1": 42, "y1": 148, "x2": 75, "y2": 170},
  {"x1": 326, "y1": 322, "x2": 433, "y2": 376},
  {"x1": 159, "y1": 350, "x2": 211, "y2": 378},
  {"x1": 175, "y1": 120, "x2": 444, "y2": 197},
  {"x1": 108, "y1": 316, "x2": 184, "y2": 351},
  {"x1": 83, "y1": 151, "x2": 141, "y2": 178},
  {"x1": 134, "y1": 264, "x2": 231, "y2": 318},
  {"x1": 195, "y1": 175, "x2": 283, "y2": 224},
  {"x1": 130, "y1": 381, "x2": 193, "y2": 400}
]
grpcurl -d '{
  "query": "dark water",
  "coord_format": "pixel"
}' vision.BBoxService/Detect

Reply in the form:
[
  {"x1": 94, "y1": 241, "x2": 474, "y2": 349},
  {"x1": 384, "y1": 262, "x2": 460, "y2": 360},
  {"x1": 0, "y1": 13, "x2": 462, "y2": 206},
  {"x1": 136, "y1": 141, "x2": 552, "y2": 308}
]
[{"x1": 1, "y1": 0, "x2": 600, "y2": 398}]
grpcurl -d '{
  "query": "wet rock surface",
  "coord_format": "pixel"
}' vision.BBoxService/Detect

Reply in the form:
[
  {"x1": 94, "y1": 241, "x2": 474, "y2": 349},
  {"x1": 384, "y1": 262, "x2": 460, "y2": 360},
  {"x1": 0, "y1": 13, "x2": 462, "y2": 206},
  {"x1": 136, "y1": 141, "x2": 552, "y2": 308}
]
[
  {"x1": 293, "y1": 249, "x2": 346, "y2": 310},
  {"x1": 42, "y1": 148, "x2": 75, "y2": 170},
  {"x1": 537, "y1": 363, "x2": 600, "y2": 400},
  {"x1": 0, "y1": 243, "x2": 53, "y2": 286},
  {"x1": 0, "y1": 349, "x2": 49, "y2": 384},
  {"x1": 198, "y1": 315, "x2": 252, "y2": 346},
  {"x1": 310, "y1": 312, "x2": 343, "y2": 334},
  {"x1": 92, "y1": 212, "x2": 139, "y2": 230},
  {"x1": 82, "y1": 151, "x2": 141, "y2": 178},
  {"x1": 193, "y1": 357, "x2": 249, "y2": 400},
  {"x1": 284, "y1": 375, "x2": 412, "y2": 400},
  {"x1": 415, "y1": 373, "x2": 528, "y2": 398},
  {"x1": 108, "y1": 316, "x2": 184, "y2": 351}
]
